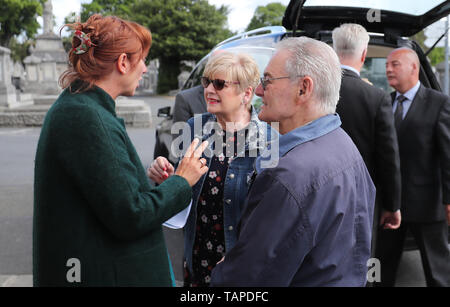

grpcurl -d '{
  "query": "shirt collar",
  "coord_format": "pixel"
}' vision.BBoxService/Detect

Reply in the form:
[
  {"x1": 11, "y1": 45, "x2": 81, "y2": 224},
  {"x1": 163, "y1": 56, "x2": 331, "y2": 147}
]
[
  {"x1": 340, "y1": 65, "x2": 360, "y2": 76},
  {"x1": 396, "y1": 81, "x2": 421, "y2": 101},
  {"x1": 278, "y1": 113, "x2": 342, "y2": 157},
  {"x1": 255, "y1": 113, "x2": 341, "y2": 172}
]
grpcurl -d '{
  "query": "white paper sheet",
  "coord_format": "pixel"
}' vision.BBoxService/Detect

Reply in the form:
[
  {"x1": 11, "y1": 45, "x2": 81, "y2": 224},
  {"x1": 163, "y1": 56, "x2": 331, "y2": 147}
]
[{"x1": 163, "y1": 200, "x2": 192, "y2": 229}]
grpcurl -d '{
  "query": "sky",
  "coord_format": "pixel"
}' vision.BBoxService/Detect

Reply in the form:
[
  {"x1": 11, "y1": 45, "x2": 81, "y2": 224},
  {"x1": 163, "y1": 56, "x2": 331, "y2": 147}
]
[{"x1": 40, "y1": 0, "x2": 291, "y2": 36}]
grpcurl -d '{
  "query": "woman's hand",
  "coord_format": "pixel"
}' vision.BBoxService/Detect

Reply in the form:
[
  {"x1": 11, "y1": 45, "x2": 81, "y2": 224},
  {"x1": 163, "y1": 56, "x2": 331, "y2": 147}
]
[
  {"x1": 147, "y1": 156, "x2": 174, "y2": 184},
  {"x1": 175, "y1": 138, "x2": 209, "y2": 186}
]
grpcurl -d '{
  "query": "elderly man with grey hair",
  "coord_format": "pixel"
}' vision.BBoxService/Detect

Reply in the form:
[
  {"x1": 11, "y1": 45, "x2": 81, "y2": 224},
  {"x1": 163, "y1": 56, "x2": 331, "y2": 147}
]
[
  {"x1": 210, "y1": 37, "x2": 376, "y2": 287},
  {"x1": 332, "y1": 23, "x2": 402, "y2": 279}
]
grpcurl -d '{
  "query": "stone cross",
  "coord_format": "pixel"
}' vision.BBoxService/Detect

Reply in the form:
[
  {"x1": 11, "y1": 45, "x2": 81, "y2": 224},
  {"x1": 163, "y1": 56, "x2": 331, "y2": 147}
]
[{"x1": 43, "y1": 0, "x2": 54, "y2": 34}]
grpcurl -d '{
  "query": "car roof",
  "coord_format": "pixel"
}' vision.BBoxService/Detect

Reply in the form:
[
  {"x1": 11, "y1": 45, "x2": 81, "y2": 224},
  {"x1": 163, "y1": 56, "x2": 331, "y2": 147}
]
[{"x1": 212, "y1": 27, "x2": 286, "y2": 51}]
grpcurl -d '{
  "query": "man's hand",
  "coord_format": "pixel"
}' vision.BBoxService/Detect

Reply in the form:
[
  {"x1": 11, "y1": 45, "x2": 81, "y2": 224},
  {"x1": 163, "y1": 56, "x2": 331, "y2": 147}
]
[
  {"x1": 446, "y1": 204, "x2": 450, "y2": 226},
  {"x1": 379, "y1": 209, "x2": 401, "y2": 229}
]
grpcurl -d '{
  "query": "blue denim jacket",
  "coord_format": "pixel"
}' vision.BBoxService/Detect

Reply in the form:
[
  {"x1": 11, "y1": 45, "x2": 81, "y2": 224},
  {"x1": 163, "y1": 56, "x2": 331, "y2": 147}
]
[{"x1": 183, "y1": 108, "x2": 270, "y2": 273}]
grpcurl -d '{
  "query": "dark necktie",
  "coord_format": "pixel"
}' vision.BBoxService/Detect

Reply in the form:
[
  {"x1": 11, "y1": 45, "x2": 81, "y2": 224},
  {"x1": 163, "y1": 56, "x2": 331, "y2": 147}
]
[{"x1": 394, "y1": 95, "x2": 407, "y2": 132}]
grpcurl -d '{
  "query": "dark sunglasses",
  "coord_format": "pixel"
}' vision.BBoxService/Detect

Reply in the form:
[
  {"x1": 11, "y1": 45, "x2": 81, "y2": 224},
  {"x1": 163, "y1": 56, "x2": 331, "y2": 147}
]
[{"x1": 201, "y1": 77, "x2": 240, "y2": 91}]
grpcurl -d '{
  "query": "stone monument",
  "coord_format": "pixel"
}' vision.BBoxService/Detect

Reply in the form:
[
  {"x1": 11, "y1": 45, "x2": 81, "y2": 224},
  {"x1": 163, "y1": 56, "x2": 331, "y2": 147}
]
[
  {"x1": 137, "y1": 59, "x2": 159, "y2": 94},
  {"x1": 0, "y1": 0, "x2": 153, "y2": 127},
  {"x1": 23, "y1": 0, "x2": 67, "y2": 95},
  {"x1": 0, "y1": 47, "x2": 17, "y2": 107}
]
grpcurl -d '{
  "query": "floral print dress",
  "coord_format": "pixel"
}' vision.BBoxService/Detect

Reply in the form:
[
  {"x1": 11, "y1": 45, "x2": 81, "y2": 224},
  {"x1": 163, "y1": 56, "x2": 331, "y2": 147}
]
[{"x1": 184, "y1": 129, "x2": 246, "y2": 287}]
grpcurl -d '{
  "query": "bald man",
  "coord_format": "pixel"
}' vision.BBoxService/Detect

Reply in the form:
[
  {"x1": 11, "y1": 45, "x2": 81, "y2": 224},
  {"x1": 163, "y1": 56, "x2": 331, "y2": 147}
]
[{"x1": 377, "y1": 47, "x2": 450, "y2": 287}]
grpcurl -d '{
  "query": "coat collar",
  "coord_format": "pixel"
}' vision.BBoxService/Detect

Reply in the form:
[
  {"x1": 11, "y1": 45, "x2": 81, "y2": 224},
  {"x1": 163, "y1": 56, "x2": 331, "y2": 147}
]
[
  {"x1": 402, "y1": 83, "x2": 426, "y2": 123},
  {"x1": 341, "y1": 66, "x2": 360, "y2": 78},
  {"x1": 68, "y1": 80, "x2": 117, "y2": 117},
  {"x1": 391, "y1": 84, "x2": 426, "y2": 135},
  {"x1": 194, "y1": 107, "x2": 270, "y2": 154}
]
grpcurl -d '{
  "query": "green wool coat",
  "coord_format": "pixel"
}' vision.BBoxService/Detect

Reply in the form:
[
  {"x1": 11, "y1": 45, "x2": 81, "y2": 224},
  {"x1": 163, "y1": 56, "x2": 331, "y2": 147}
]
[{"x1": 33, "y1": 84, "x2": 192, "y2": 286}]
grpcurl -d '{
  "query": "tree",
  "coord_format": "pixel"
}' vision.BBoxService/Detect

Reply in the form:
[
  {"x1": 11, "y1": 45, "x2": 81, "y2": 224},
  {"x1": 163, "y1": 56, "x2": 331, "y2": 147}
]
[
  {"x1": 8, "y1": 37, "x2": 33, "y2": 63},
  {"x1": 79, "y1": 0, "x2": 233, "y2": 93},
  {"x1": 0, "y1": 0, "x2": 43, "y2": 46},
  {"x1": 411, "y1": 29, "x2": 445, "y2": 67},
  {"x1": 246, "y1": 2, "x2": 286, "y2": 31},
  {"x1": 80, "y1": 0, "x2": 135, "y2": 22},
  {"x1": 132, "y1": 0, "x2": 233, "y2": 93},
  {"x1": 428, "y1": 47, "x2": 445, "y2": 67}
]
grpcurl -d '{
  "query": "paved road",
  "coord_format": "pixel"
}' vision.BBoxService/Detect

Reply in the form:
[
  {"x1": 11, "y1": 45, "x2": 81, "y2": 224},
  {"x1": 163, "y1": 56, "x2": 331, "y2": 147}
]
[{"x1": 0, "y1": 94, "x2": 428, "y2": 287}]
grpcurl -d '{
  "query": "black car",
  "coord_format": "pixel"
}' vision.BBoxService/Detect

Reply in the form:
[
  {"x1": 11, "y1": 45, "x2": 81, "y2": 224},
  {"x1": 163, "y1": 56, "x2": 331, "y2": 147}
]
[{"x1": 154, "y1": 0, "x2": 450, "y2": 248}]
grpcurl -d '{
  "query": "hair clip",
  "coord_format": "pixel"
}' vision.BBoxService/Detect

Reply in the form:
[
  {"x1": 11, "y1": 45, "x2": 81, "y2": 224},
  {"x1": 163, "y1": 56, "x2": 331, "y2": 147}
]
[{"x1": 72, "y1": 30, "x2": 95, "y2": 55}]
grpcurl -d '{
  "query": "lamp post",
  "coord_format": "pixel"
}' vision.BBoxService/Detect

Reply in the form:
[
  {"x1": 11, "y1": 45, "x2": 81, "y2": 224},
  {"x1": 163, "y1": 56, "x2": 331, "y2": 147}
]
[{"x1": 445, "y1": 16, "x2": 449, "y2": 95}]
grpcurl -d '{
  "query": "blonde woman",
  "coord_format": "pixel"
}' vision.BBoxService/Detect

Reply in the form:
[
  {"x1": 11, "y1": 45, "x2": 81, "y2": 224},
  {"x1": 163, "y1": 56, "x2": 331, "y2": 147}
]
[{"x1": 148, "y1": 51, "x2": 269, "y2": 286}]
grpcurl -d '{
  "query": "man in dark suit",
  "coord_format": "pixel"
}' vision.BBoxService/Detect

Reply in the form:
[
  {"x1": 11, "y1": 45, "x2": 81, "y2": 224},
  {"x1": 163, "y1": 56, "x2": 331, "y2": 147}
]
[
  {"x1": 173, "y1": 84, "x2": 207, "y2": 123},
  {"x1": 378, "y1": 47, "x2": 450, "y2": 286},
  {"x1": 332, "y1": 24, "x2": 402, "y2": 264}
]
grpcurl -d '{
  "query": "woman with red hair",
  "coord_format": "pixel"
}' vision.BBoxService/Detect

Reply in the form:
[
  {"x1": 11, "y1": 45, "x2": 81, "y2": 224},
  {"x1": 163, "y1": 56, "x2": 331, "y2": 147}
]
[{"x1": 33, "y1": 14, "x2": 208, "y2": 286}]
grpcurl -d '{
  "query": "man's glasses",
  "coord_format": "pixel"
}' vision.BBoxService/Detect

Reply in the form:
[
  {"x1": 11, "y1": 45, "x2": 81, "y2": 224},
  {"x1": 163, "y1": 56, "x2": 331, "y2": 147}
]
[
  {"x1": 259, "y1": 75, "x2": 304, "y2": 91},
  {"x1": 201, "y1": 77, "x2": 240, "y2": 91}
]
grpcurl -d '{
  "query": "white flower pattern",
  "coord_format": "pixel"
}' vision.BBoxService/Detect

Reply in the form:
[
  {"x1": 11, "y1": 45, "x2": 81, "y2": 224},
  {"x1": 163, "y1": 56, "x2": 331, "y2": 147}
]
[
  {"x1": 211, "y1": 186, "x2": 219, "y2": 195},
  {"x1": 187, "y1": 128, "x2": 247, "y2": 287},
  {"x1": 216, "y1": 245, "x2": 224, "y2": 254},
  {"x1": 201, "y1": 214, "x2": 208, "y2": 223}
]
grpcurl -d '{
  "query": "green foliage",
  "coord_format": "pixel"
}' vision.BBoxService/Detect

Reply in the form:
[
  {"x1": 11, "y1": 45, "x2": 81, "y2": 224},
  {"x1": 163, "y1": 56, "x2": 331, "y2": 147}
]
[
  {"x1": 132, "y1": 0, "x2": 232, "y2": 62},
  {"x1": 411, "y1": 30, "x2": 445, "y2": 67},
  {"x1": 62, "y1": 36, "x2": 73, "y2": 53},
  {"x1": 410, "y1": 30, "x2": 427, "y2": 51},
  {"x1": 246, "y1": 2, "x2": 286, "y2": 31},
  {"x1": 8, "y1": 37, "x2": 33, "y2": 63},
  {"x1": 79, "y1": 0, "x2": 233, "y2": 93},
  {"x1": 428, "y1": 47, "x2": 445, "y2": 67},
  {"x1": 0, "y1": 0, "x2": 44, "y2": 46},
  {"x1": 80, "y1": 0, "x2": 134, "y2": 21}
]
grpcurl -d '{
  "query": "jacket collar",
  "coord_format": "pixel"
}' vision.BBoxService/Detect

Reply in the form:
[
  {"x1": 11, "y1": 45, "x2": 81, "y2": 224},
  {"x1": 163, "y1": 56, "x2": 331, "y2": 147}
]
[
  {"x1": 68, "y1": 80, "x2": 117, "y2": 117},
  {"x1": 194, "y1": 107, "x2": 269, "y2": 154},
  {"x1": 341, "y1": 66, "x2": 360, "y2": 77},
  {"x1": 394, "y1": 81, "x2": 421, "y2": 102}
]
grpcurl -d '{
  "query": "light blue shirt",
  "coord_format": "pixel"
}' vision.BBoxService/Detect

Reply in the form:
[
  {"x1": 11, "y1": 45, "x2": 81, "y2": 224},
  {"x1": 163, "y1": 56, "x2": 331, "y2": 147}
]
[
  {"x1": 255, "y1": 114, "x2": 342, "y2": 174},
  {"x1": 392, "y1": 81, "x2": 421, "y2": 119},
  {"x1": 341, "y1": 65, "x2": 360, "y2": 76}
]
